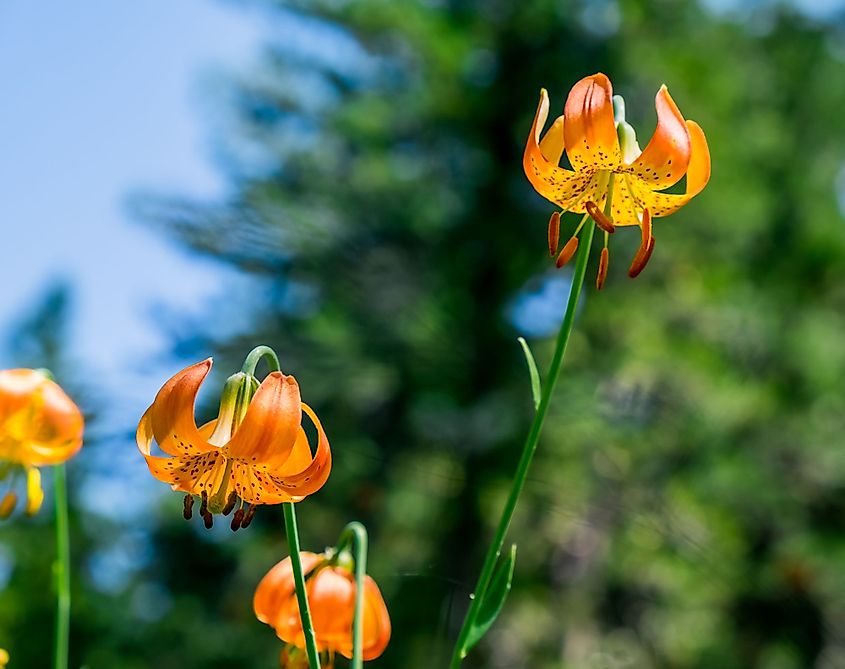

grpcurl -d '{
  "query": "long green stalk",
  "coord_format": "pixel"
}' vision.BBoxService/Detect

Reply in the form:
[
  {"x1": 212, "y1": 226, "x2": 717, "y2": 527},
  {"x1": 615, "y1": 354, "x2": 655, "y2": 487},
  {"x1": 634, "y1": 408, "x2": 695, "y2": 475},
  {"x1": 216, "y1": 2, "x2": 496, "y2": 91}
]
[
  {"x1": 450, "y1": 214, "x2": 600, "y2": 667},
  {"x1": 283, "y1": 502, "x2": 321, "y2": 669},
  {"x1": 53, "y1": 464, "x2": 70, "y2": 669},
  {"x1": 336, "y1": 521, "x2": 368, "y2": 669}
]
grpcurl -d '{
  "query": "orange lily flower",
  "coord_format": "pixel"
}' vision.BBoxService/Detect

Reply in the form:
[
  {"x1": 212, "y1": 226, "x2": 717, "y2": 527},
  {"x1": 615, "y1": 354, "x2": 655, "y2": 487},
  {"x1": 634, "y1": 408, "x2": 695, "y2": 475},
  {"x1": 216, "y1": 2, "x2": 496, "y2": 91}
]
[
  {"x1": 254, "y1": 551, "x2": 391, "y2": 666},
  {"x1": 524, "y1": 72, "x2": 711, "y2": 288},
  {"x1": 136, "y1": 359, "x2": 331, "y2": 530},
  {"x1": 0, "y1": 648, "x2": 8, "y2": 667},
  {"x1": 0, "y1": 369, "x2": 83, "y2": 518}
]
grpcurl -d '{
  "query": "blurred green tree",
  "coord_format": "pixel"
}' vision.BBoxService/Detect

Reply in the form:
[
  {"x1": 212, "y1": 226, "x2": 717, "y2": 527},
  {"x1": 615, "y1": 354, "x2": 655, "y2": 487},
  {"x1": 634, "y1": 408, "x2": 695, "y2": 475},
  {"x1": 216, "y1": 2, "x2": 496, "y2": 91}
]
[{"x1": 126, "y1": 1, "x2": 845, "y2": 667}]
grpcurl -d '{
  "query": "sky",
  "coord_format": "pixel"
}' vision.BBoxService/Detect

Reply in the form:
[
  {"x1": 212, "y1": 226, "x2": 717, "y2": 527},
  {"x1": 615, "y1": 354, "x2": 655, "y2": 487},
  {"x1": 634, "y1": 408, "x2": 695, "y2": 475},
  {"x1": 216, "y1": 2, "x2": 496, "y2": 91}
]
[{"x1": 0, "y1": 0, "x2": 265, "y2": 400}]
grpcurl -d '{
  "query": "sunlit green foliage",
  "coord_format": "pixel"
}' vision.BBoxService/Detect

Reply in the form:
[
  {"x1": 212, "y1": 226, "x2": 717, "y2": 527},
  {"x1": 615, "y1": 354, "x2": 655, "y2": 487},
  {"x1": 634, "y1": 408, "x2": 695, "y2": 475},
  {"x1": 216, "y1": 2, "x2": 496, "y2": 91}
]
[{"x1": 4, "y1": 1, "x2": 845, "y2": 667}]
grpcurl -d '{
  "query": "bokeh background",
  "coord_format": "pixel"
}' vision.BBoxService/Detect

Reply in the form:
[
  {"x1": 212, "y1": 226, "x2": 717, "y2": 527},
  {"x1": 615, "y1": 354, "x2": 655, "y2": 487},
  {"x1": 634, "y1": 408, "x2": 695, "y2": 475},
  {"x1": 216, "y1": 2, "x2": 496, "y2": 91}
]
[{"x1": 2, "y1": 0, "x2": 845, "y2": 667}]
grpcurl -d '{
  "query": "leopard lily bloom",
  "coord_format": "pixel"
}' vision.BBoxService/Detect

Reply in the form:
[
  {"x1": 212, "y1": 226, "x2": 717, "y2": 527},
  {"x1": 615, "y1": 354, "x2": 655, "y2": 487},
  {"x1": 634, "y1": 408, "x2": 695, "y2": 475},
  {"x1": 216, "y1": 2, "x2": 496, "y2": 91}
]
[
  {"x1": 524, "y1": 72, "x2": 711, "y2": 288},
  {"x1": 137, "y1": 359, "x2": 331, "y2": 530},
  {"x1": 255, "y1": 551, "x2": 391, "y2": 667},
  {"x1": 0, "y1": 369, "x2": 83, "y2": 518}
]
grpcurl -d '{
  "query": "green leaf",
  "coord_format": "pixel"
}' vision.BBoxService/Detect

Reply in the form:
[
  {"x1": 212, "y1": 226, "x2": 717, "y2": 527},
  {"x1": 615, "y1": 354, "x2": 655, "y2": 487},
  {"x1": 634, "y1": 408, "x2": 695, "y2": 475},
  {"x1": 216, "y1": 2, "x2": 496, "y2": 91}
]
[
  {"x1": 464, "y1": 544, "x2": 517, "y2": 654},
  {"x1": 517, "y1": 338, "x2": 541, "y2": 410}
]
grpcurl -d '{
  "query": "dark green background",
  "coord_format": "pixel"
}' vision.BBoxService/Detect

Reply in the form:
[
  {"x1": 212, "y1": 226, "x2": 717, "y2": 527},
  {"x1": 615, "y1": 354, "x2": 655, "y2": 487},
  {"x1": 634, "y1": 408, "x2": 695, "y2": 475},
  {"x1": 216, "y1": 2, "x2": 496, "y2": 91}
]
[{"x1": 4, "y1": 0, "x2": 845, "y2": 667}]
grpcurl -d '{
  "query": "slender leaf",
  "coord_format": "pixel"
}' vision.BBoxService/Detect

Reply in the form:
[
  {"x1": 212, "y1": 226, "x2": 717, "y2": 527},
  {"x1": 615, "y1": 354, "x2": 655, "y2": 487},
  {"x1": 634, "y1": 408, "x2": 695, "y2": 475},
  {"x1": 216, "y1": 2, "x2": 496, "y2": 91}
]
[
  {"x1": 517, "y1": 338, "x2": 542, "y2": 410},
  {"x1": 463, "y1": 544, "x2": 517, "y2": 654}
]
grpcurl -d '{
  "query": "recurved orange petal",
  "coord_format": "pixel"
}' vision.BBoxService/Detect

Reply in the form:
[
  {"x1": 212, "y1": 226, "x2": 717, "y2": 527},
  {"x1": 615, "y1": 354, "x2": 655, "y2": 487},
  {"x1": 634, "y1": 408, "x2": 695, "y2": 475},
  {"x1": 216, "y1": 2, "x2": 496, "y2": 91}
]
[
  {"x1": 143, "y1": 359, "x2": 217, "y2": 457},
  {"x1": 630, "y1": 120, "x2": 711, "y2": 218},
  {"x1": 359, "y1": 577, "x2": 392, "y2": 660},
  {"x1": 628, "y1": 85, "x2": 691, "y2": 189},
  {"x1": 230, "y1": 405, "x2": 331, "y2": 505},
  {"x1": 140, "y1": 448, "x2": 227, "y2": 496},
  {"x1": 563, "y1": 73, "x2": 621, "y2": 171},
  {"x1": 539, "y1": 115, "x2": 565, "y2": 165},
  {"x1": 226, "y1": 372, "x2": 301, "y2": 465},
  {"x1": 254, "y1": 552, "x2": 324, "y2": 629},
  {"x1": 255, "y1": 555, "x2": 391, "y2": 661},
  {"x1": 523, "y1": 89, "x2": 594, "y2": 208},
  {"x1": 609, "y1": 176, "x2": 642, "y2": 228}
]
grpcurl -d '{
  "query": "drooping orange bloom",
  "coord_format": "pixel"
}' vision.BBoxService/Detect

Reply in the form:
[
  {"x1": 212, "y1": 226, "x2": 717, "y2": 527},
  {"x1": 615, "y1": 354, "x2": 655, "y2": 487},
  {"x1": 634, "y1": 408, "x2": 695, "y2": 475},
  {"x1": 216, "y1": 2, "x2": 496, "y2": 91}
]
[
  {"x1": 0, "y1": 369, "x2": 84, "y2": 518},
  {"x1": 254, "y1": 551, "x2": 391, "y2": 666},
  {"x1": 137, "y1": 359, "x2": 331, "y2": 530},
  {"x1": 524, "y1": 72, "x2": 711, "y2": 288}
]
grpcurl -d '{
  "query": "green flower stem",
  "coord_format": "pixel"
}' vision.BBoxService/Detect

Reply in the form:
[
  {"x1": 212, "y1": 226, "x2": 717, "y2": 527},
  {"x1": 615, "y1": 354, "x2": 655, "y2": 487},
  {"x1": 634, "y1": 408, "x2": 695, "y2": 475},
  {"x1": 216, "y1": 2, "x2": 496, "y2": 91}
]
[
  {"x1": 53, "y1": 464, "x2": 70, "y2": 669},
  {"x1": 449, "y1": 217, "x2": 599, "y2": 668},
  {"x1": 283, "y1": 502, "x2": 321, "y2": 669},
  {"x1": 336, "y1": 522, "x2": 368, "y2": 669},
  {"x1": 241, "y1": 345, "x2": 281, "y2": 376}
]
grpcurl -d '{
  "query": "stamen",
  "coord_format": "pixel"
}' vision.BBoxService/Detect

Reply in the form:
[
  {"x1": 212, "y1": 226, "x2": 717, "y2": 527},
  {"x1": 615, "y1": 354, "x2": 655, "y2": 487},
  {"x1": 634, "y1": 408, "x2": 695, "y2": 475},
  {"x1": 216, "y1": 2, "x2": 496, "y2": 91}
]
[
  {"x1": 596, "y1": 247, "x2": 609, "y2": 290},
  {"x1": 640, "y1": 208, "x2": 652, "y2": 244},
  {"x1": 25, "y1": 467, "x2": 43, "y2": 516},
  {"x1": 555, "y1": 236, "x2": 579, "y2": 268},
  {"x1": 0, "y1": 492, "x2": 17, "y2": 519},
  {"x1": 202, "y1": 509, "x2": 214, "y2": 529},
  {"x1": 183, "y1": 494, "x2": 194, "y2": 520},
  {"x1": 548, "y1": 211, "x2": 561, "y2": 256},
  {"x1": 628, "y1": 236, "x2": 656, "y2": 278},
  {"x1": 240, "y1": 504, "x2": 257, "y2": 529},
  {"x1": 230, "y1": 507, "x2": 245, "y2": 532},
  {"x1": 585, "y1": 201, "x2": 615, "y2": 234},
  {"x1": 222, "y1": 492, "x2": 237, "y2": 516},
  {"x1": 200, "y1": 490, "x2": 208, "y2": 516}
]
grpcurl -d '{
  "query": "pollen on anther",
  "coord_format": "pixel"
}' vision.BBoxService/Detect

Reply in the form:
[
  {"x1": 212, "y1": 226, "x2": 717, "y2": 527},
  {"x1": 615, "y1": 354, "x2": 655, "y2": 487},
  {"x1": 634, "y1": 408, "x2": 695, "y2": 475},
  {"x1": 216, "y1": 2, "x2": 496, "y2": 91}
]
[
  {"x1": 548, "y1": 211, "x2": 561, "y2": 256},
  {"x1": 585, "y1": 201, "x2": 615, "y2": 234},
  {"x1": 596, "y1": 247, "x2": 609, "y2": 291},
  {"x1": 183, "y1": 494, "x2": 194, "y2": 520},
  {"x1": 230, "y1": 508, "x2": 245, "y2": 531},
  {"x1": 556, "y1": 236, "x2": 579, "y2": 268},
  {"x1": 222, "y1": 492, "x2": 237, "y2": 516},
  {"x1": 241, "y1": 505, "x2": 257, "y2": 529}
]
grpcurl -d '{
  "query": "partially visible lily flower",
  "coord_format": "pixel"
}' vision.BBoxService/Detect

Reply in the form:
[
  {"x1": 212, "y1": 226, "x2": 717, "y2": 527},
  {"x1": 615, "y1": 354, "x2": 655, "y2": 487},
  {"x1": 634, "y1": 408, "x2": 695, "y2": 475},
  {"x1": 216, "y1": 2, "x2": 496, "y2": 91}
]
[
  {"x1": 0, "y1": 647, "x2": 8, "y2": 666},
  {"x1": 524, "y1": 72, "x2": 711, "y2": 288},
  {"x1": 0, "y1": 369, "x2": 84, "y2": 518},
  {"x1": 254, "y1": 551, "x2": 391, "y2": 667},
  {"x1": 137, "y1": 359, "x2": 331, "y2": 530}
]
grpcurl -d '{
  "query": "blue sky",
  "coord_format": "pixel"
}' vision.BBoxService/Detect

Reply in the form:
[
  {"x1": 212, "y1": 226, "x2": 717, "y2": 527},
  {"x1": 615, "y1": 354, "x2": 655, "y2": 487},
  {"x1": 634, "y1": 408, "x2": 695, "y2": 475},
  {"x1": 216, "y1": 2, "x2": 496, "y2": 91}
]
[{"x1": 0, "y1": 0, "x2": 265, "y2": 400}]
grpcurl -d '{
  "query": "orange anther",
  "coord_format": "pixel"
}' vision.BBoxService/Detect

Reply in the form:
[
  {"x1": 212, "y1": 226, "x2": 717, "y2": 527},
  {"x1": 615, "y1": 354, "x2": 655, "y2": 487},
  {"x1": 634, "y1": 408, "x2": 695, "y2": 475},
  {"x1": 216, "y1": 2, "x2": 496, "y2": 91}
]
[
  {"x1": 241, "y1": 504, "x2": 257, "y2": 529},
  {"x1": 222, "y1": 491, "x2": 237, "y2": 516},
  {"x1": 596, "y1": 247, "x2": 609, "y2": 290},
  {"x1": 555, "y1": 236, "x2": 579, "y2": 268},
  {"x1": 231, "y1": 508, "x2": 245, "y2": 532},
  {"x1": 641, "y1": 208, "x2": 652, "y2": 244},
  {"x1": 585, "y1": 201, "x2": 615, "y2": 234},
  {"x1": 628, "y1": 236, "x2": 656, "y2": 278},
  {"x1": 183, "y1": 494, "x2": 194, "y2": 520},
  {"x1": 548, "y1": 211, "x2": 561, "y2": 256}
]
